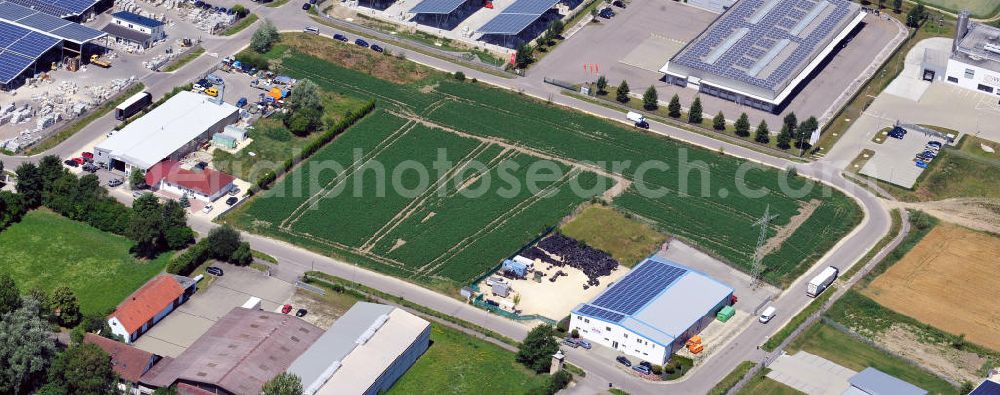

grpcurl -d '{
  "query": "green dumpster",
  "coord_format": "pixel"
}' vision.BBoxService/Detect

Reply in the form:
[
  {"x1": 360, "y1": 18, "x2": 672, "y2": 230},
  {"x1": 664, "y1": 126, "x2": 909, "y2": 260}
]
[{"x1": 716, "y1": 305, "x2": 736, "y2": 322}]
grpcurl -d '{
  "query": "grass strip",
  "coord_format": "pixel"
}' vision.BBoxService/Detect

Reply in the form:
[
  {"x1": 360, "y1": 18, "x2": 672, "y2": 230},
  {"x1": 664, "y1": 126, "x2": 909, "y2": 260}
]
[
  {"x1": 265, "y1": 0, "x2": 291, "y2": 7},
  {"x1": 842, "y1": 208, "x2": 902, "y2": 280},
  {"x1": 25, "y1": 83, "x2": 145, "y2": 154},
  {"x1": 221, "y1": 13, "x2": 257, "y2": 36},
  {"x1": 163, "y1": 46, "x2": 205, "y2": 72},
  {"x1": 709, "y1": 361, "x2": 757, "y2": 395},
  {"x1": 303, "y1": 271, "x2": 521, "y2": 347}
]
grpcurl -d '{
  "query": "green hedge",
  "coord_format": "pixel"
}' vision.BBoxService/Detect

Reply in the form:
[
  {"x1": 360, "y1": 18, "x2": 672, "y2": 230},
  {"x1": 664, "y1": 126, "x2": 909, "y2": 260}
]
[
  {"x1": 248, "y1": 99, "x2": 376, "y2": 194},
  {"x1": 166, "y1": 240, "x2": 211, "y2": 275}
]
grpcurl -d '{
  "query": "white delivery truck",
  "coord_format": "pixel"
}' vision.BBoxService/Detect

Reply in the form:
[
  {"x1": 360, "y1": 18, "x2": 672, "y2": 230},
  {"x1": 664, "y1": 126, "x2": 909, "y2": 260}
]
[
  {"x1": 806, "y1": 266, "x2": 838, "y2": 297},
  {"x1": 626, "y1": 111, "x2": 649, "y2": 129}
]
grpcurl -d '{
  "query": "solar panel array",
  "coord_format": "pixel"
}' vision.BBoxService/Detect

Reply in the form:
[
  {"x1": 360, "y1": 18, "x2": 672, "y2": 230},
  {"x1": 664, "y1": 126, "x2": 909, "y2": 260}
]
[
  {"x1": 477, "y1": 0, "x2": 558, "y2": 35},
  {"x1": 0, "y1": 19, "x2": 59, "y2": 83},
  {"x1": 4, "y1": 0, "x2": 97, "y2": 18},
  {"x1": 0, "y1": 1, "x2": 104, "y2": 44},
  {"x1": 574, "y1": 260, "x2": 688, "y2": 324},
  {"x1": 409, "y1": 0, "x2": 467, "y2": 15},
  {"x1": 670, "y1": 0, "x2": 857, "y2": 95}
]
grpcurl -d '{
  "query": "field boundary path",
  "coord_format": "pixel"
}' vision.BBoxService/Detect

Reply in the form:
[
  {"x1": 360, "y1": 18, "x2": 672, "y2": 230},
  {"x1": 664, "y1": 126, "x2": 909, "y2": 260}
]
[{"x1": 0, "y1": 2, "x2": 895, "y2": 393}]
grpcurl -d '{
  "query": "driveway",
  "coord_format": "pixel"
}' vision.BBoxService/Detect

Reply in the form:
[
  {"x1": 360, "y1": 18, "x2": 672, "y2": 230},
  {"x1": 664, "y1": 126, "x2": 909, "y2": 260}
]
[
  {"x1": 133, "y1": 263, "x2": 295, "y2": 357},
  {"x1": 766, "y1": 351, "x2": 856, "y2": 395}
]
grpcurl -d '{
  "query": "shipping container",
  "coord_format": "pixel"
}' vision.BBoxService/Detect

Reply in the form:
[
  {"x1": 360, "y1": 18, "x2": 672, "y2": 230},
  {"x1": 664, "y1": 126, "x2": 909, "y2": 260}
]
[{"x1": 115, "y1": 91, "x2": 152, "y2": 121}]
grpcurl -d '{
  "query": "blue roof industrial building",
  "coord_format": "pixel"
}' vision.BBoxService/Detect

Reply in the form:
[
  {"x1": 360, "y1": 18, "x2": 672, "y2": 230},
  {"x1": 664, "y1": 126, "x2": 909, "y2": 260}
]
[{"x1": 570, "y1": 256, "x2": 733, "y2": 365}]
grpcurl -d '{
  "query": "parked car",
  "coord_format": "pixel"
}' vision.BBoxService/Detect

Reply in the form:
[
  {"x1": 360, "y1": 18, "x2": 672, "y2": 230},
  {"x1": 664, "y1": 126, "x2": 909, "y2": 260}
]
[
  {"x1": 282, "y1": 304, "x2": 293, "y2": 314},
  {"x1": 132, "y1": 191, "x2": 145, "y2": 198},
  {"x1": 205, "y1": 87, "x2": 219, "y2": 97},
  {"x1": 888, "y1": 126, "x2": 907, "y2": 139},
  {"x1": 616, "y1": 356, "x2": 631, "y2": 367},
  {"x1": 296, "y1": 308, "x2": 308, "y2": 317},
  {"x1": 108, "y1": 178, "x2": 123, "y2": 187},
  {"x1": 237, "y1": 97, "x2": 248, "y2": 107},
  {"x1": 302, "y1": 3, "x2": 311, "y2": 10},
  {"x1": 577, "y1": 339, "x2": 592, "y2": 349},
  {"x1": 206, "y1": 74, "x2": 224, "y2": 86},
  {"x1": 202, "y1": 204, "x2": 214, "y2": 214},
  {"x1": 927, "y1": 140, "x2": 943, "y2": 148},
  {"x1": 562, "y1": 338, "x2": 580, "y2": 348},
  {"x1": 612, "y1": 0, "x2": 625, "y2": 7},
  {"x1": 915, "y1": 160, "x2": 929, "y2": 169},
  {"x1": 355, "y1": 38, "x2": 369, "y2": 48},
  {"x1": 759, "y1": 306, "x2": 777, "y2": 323},
  {"x1": 81, "y1": 151, "x2": 94, "y2": 159},
  {"x1": 72, "y1": 157, "x2": 85, "y2": 165},
  {"x1": 197, "y1": 78, "x2": 212, "y2": 88},
  {"x1": 226, "y1": 196, "x2": 238, "y2": 206},
  {"x1": 206, "y1": 266, "x2": 224, "y2": 276},
  {"x1": 229, "y1": 187, "x2": 241, "y2": 196},
  {"x1": 639, "y1": 361, "x2": 652, "y2": 368},
  {"x1": 371, "y1": 44, "x2": 384, "y2": 53},
  {"x1": 82, "y1": 163, "x2": 98, "y2": 173},
  {"x1": 334, "y1": 33, "x2": 348, "y2": 42},
  {"x1": 192, "y1": 83, "x2": 206, "y2": 93},
  {"x1": 599, "y1": 8, "x2": 615, "y2": 18},
  {"x1": 632, "y1": 364, "x2": 651, "y2": 375},
  {"x1": 64, "y1": 159, "x2": 78, "y2": 167}
]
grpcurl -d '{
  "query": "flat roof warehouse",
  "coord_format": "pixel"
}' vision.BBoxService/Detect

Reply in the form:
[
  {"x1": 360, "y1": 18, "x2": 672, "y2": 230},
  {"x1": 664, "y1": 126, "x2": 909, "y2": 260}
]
[{"x1": 661, "y1": 0, "x2": 864, "y2": 110}]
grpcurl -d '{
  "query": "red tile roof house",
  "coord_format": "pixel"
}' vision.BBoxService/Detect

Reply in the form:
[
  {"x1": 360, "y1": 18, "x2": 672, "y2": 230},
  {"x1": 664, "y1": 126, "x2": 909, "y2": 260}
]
[
  {"x1": 108, "y1": 275, "x2": 197, "y2": 344},
  {"x1": 145, "y1": 160, "x2": 235, "y2": 203},
  {"x1": 84, "y1": 333, "x2": 168, "y2": 395}
]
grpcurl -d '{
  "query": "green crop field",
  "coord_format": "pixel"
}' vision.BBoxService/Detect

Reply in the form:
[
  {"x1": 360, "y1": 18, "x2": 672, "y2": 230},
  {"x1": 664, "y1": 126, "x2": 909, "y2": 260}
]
[
  {"x1": 921, "y1": 0, "x2": 1000, "y2": 18},
  {"x1": 0, "y1": 209, "x2": 171, "y2": 316},
  {"x1": 229, "y1": 39, "x2": 861, "y2": 289}
]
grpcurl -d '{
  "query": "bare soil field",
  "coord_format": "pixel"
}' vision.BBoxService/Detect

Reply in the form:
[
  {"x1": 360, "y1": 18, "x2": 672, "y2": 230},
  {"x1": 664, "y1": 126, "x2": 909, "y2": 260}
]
[{"x1": 864, "y1": 224, "x2": 1000, "y2": 350}]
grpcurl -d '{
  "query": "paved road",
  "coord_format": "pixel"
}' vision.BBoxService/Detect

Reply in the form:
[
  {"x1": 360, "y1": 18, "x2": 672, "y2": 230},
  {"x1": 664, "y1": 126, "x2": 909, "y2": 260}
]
[{"x1": 2, "y1": 3, "x2": 892, "y2": 394}]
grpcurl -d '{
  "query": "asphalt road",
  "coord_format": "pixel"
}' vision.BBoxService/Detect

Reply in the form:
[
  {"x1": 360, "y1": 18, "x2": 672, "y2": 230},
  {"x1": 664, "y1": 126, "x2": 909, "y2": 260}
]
[{"x1": 1, "y1": 3, "x2": 892, "y2": 394}]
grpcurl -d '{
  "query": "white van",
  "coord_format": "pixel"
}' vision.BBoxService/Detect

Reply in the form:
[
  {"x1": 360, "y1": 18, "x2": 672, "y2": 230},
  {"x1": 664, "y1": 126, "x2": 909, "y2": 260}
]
[
  {"x1": 759, "y1": 306, "x2": 776, "y2": 323},
  {"x1": 303, "y1": 26, "x2": 320, "y2": 34}
]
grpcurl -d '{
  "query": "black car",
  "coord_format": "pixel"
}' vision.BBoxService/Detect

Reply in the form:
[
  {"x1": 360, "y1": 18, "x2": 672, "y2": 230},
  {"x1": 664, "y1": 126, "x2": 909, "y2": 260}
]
[
  {"x1": 616, "y1": 356, "x2": 631, "y2": 367},
  {"x1": 632, "y1": 365, "x2": 651, "y2": 375},
  {"x1": 355, "y1": 38, "x2": 369, "y2": 48},
  {"x1": 197, "y1": 79, "x2": 212, "y2": 88},
  {"x1": 634, "y1": 120, "x2": 649, "y2": 129},
  {"x1": 612, "y1": 0, "x2": 625, "y2": 7},
  {"x1": 295, "y1": 308, "x2": 308, "y2": 317},
  {"x1": 64, "y1": 159, "x2": 79, "y2": 167},
  {"x1": 206, "y1": 266, "x2": 224, "y2": 276},
  {"x1": 599, "y1": 8, "x2": 614, "y2": 18},
  {"x1": 371, "y1": 44, "x2": 384, "y2": 53},
  {"x1": 334, "y1": 33, "x2": 348, "y2": 42},
  {"x1": 302, "y1": 3, "x2": 311, "y2": 10},
  {"x1": 226, "y1": 196, "x2": 239, "y2": 206},
  {"x1": 82, "y1": 163, "x2": 98, "y2": 173}
]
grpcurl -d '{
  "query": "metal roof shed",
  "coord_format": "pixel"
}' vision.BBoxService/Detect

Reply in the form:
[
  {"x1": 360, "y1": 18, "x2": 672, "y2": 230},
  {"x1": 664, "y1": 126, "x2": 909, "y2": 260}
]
[{"x1": 848, "y1": 367, "x2": 928, "y2": 395}]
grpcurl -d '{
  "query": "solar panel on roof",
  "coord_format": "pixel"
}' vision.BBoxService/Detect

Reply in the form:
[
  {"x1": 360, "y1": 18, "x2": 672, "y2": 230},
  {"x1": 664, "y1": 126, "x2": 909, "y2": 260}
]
[
  {"x1": 0, "y1": 1, "x2": 33, "y2": 19},
  {"x1": 5, "y1": 0, "x2": 95, "y2": 17},
  {"x1": 577, "y1": 305, "x2": 625, "y2": 322},
  {"x1": 409, "y1": 0, "x2": 467, "y2": 14},
  {"x1": 477, "y1": 12, "x2": 541, "y2": 34},
  {"x1": 503, "y1": 0, "x2": 559, "y2": 15},
  {"x1": 7, "y1": 31, "x2": 59, "y2": 58},
  {"x1": 0, "y1": 19, "x2": 27, "y2": 43},
  {"x1": 51, "y1": 23, "x2": 103, "y2": 42},
  {"x1": 590, "y1": 260, "x2": 687, "y2": 315},
  {"x1": 18, "y1": 12, "x2": 68, "y2": 30},
  {"x1": 0, "y1": 49, "x2": 34, "y2": 83}
]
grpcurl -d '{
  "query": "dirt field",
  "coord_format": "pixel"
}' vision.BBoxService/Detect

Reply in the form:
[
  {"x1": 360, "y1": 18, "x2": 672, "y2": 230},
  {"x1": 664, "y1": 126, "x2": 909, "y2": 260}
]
[{"x1": 864, "y1": 224, "x2": 1000, "y2": 350}]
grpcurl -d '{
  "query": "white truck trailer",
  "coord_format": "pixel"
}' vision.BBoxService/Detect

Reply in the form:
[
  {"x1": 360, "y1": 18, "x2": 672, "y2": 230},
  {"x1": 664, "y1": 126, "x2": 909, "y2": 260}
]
[{"x1": 806, "y1": 266, "x2": 838, "y2": 297}]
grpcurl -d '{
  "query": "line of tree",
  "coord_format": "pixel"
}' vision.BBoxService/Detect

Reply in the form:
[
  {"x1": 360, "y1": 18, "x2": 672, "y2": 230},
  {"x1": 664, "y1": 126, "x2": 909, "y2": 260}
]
[{"x1": 11, "y1": 156, "x2": 194, "y2": 258}]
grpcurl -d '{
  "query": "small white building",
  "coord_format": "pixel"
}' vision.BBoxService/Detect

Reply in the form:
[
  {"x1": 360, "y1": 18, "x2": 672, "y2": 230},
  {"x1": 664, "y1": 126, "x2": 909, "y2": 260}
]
[
  {"x1": 102, "y1": 11, "x2": 165, "y2": 48},
  {"x1": 108, "y1": 275, "x2": 197, "y2": 344},
  {"x1": 943, "y1": 11, "x2": 1000, "y2": 97},
  {"x1": 570, "y1": 257, "x2": 733, "y2": 365}
]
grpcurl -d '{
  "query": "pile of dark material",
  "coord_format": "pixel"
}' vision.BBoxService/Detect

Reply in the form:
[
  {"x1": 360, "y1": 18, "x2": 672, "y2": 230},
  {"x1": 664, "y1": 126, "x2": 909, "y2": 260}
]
[
  {"x1": 535, "y1": 234, "x2": 619, "y2": 281},
  {"x1": 521, "y1": 246, "x2": 560, "y2": 266}
]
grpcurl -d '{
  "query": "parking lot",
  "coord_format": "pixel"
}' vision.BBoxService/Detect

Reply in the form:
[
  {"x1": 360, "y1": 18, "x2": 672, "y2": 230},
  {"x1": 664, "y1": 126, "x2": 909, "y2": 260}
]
[
  {"x1": 133, "y1": 263, "x2": 295, "y2": 358},
  {"x1": 859, "y1": 126, "x2": 945, "y2": 188},
  {"x1": 532, "y1": 2, "x2": 902, "y2": 128}
]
